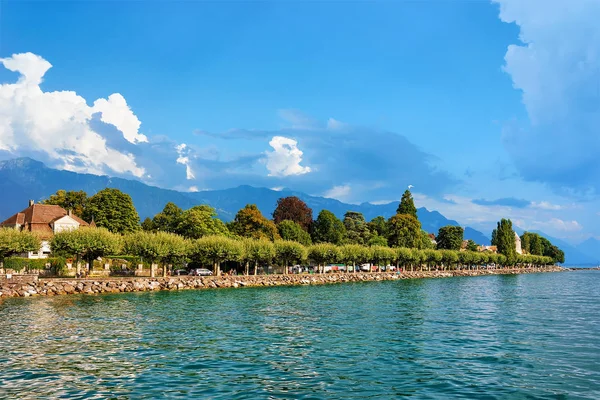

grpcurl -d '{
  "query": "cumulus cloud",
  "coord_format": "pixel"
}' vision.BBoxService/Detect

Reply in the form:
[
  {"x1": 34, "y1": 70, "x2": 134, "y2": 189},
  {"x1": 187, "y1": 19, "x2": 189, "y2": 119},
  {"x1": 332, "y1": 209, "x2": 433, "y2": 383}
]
[
  {"x1": 265, "y1": 136, "x2": 312, "y2": 177},
  {"x1": 175, "y1": 144, "x2": 196, "y2": 180},
  {"x1": 0, "y1": 52, "x2": 145, "y2": 177},
  {"x1": 530, "y1": 201, "x2": 562, "y2": 210},
  {"x1": 323, "y1": 185, "x2": 351, "y2": 201},
  {"x1": 494, "y1": 0, "x2": 600, "y2": 193}
]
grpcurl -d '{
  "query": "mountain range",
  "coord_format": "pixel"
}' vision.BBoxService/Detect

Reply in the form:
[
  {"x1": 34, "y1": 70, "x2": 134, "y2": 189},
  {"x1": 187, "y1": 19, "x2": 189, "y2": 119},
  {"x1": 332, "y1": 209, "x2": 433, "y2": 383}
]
[{"x1": 1, "y1": 157, "x2": 597, "y2": 265}]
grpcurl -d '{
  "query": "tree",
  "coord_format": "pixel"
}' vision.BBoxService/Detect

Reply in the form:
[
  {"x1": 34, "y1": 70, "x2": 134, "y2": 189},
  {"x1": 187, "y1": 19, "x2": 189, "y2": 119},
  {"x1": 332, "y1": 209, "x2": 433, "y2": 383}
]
[
  {"x1": 370, "y1": 245, "x2": 395, "y2": 272},
  {"x1": 495, "y1": 218, "x2": 516, "y2": 262},
  {"x1": 397, "y1": 189, "x2": 417, "y2": 219},
  {"x1": 466, "y1": 239, "x2": 478, "y2": 252},
  {"x1": 176, "y1": 205, "x2": 229, "y2": 239},
  {"x1": 491, "y1": 229, "x2": 498, "y2": 246},
  {"x1": 368, "y1": 234, "x2": 388, "y2": 247},
  {"x1": 51, "y1": 227, "x2": 122, "y2": 272},
  {"x1": 521, "y1": 232, "x2": 543, "y2": 256},
  {"x1": 308, "y1": 243, "x2": 340, "y2": 273},
  {"x1": 124, "y1": 231, "x2": 189, "y2": 277},
  {"x1": 436, "y1": 226, "x2": 464, "y2": 250},
  {"x1": 272, "y1": 196, "x2": 313, "y2": 231},
  {"x1": 440, "y1": 250, "x2": 459, "y2": 270},
  {"x1": 387, "y1": 214, "x2": 421, "y2": 248},
  {"x1": 311, "y1": 210, "x2": 346, "y2": 245},
  {"x1": 229, "y1": 204, "x2": 279, "y2": 241},
  {"x1": 417, "y1": 230, "x2": 435, "y2": 250},
  {"x1": 340, "y1": 244, "x2": 371, "y2": 272},
  {"x1": 141, "y1": 218, "x2": 155, "y2": 231},
  {"x1": 274, "y1": 240, "x2": 307, "y2": 274},
  {"x1": 343, "y1": 211, "x2": 371, "y2": 245},
  {"x1": 191, "y1": 236, "x2": 242, "y2": 276},
  {"x1": 152, "y1": 202, "x2": 183, "y2": 233},
  {"x1": 0, "y1": 228, "x2": 41, "y2": 262},
  {"x1": 241, "y1": 238, "x2": 275, "y2": 275},
  {"x1": 42, "y1": 190, "x2": 88, "y2": 218},
  {"x1": 368, "y1": 216, "x2": 388, "y2": 238},
  {"x1": 83, "y1": 188, "x2": 140, "y2": 234},
  {"x1": 277, "y1": 220, "x2": 312, "y2": 246}
]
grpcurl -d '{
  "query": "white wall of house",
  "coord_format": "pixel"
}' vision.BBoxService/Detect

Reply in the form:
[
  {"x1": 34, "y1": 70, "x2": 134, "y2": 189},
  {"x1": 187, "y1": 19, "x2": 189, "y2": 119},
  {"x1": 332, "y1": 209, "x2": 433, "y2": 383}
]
[
  {"x1": 52, "y1": 216, "x2": 81, "y2": 233},
  {"x1": 27, "y1": 240, "x2": 51, "y2": 259}
]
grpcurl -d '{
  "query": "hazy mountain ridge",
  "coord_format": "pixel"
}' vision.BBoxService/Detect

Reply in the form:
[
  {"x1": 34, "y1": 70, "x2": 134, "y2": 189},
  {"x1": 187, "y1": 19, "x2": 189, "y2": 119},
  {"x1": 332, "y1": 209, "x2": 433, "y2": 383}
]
[{"x1": 12, "y1": 157, "x2": 600, "y2": 263}]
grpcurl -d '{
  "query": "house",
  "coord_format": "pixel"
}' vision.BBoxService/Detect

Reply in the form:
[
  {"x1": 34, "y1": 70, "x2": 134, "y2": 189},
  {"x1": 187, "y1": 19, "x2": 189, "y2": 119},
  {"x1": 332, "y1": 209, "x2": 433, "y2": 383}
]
[
  {"x1": 477, "y1": 245, "x2": 498, "y2": 253},
  {"x1": 0, "y1": 200, "x2": 89, "y2": 258},
  {"x1": 428, "y1": 233, "x2": 437, "y2": 246}
]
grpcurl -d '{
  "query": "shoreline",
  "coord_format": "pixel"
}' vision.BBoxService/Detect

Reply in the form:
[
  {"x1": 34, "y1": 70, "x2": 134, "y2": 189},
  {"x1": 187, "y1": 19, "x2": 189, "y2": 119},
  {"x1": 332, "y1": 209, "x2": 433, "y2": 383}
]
[{"x1": 0, "y1": 266, "x2": 565, "y2": 299}]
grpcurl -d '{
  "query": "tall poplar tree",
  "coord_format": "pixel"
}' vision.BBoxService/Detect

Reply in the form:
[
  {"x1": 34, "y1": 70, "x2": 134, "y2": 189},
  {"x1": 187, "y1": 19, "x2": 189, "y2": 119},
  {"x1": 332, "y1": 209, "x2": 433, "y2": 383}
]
[
  {"x1": 397, "y1": 190, "x2": 418, "y2": 220},
  {"x1": 495, "y1": 218, "x2": 516, "y2": 262}
]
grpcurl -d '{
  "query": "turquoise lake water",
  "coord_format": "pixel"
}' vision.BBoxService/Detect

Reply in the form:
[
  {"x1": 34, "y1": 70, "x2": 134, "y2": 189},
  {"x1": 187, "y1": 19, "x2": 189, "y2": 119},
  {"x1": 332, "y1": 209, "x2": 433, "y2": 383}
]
[{"x1": 1, "y1": 271, "x2": 599, "y2": 399}]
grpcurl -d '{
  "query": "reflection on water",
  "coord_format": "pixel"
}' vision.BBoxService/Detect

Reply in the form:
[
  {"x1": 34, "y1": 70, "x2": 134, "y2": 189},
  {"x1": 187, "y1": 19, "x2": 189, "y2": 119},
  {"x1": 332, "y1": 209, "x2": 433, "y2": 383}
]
[{"x1": 1, "y1": 271, "x2": 599, "y2": 399}]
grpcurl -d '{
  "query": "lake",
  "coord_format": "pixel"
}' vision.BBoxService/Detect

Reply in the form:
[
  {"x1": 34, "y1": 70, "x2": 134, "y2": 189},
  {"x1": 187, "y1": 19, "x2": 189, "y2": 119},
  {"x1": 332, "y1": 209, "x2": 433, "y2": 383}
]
[{"x1": 1, "y1": 271, "x2": 599, "y2": 399}]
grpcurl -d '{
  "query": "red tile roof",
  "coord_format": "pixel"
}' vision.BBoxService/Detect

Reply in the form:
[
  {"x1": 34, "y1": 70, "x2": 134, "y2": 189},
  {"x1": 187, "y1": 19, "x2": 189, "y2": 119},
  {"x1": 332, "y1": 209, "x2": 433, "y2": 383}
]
[{"x1": 0, "y1": 203, "x2": 89, "y2": 238}]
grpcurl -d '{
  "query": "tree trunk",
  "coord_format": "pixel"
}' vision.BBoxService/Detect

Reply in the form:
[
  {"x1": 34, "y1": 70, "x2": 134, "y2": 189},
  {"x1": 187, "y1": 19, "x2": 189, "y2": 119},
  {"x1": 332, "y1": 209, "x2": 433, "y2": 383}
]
[
  {"x1": 245, "y1": 262, "x2": 249, "y2": 276},
  {"x1": 254, "y1": 262, "x2": 258, "y2": 276},
  {"x1": 163, "y1": 263, "x2": 167, "y2": 277}
]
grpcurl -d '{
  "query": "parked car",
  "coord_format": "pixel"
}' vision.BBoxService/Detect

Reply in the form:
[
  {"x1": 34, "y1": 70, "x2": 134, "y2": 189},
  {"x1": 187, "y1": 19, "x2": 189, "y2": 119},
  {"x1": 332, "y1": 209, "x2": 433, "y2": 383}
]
[
  {"x1": 174, "y1": 269, "x2": 188, "y2": 276},
  {"x1": 191, "y1": 268, "x2": 213, "y2": 276}
]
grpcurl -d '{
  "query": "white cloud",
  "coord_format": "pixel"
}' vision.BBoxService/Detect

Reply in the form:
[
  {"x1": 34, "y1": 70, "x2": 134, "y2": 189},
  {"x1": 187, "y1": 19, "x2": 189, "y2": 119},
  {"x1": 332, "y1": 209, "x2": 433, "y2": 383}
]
[
  {"x1": 188, "y1": 186, "x2": 199, "y2": 192},
  {"x1": 265, "y1": 136, "x2": 311, "y2": 177},
  {"x1": 370, "y1": 199, "x2": 395, "y2": 205},
  {"x1": 323, "y1": 184, "x2": 351, "y2": 200},
  {"x1": 530, "y1": 201, "x2": 562, "y2": 210},
  {"x1": 271, "y1": 186, "x2": 284, "y2": 191},
  {"x1": 494, "y1": 0, "x2": 600, "y2": 191},
  {"x1": 520, "y1": 218, "x2": 583, "y2": 233},
  {"x1": 176, "y1": 143, "x2": 195, "y2": 180},
  {"x1": 92, "y1": 94, "x2": 147, "y2": 144},
  {"x1": 0, "y1": 52, "x2": 145, "y2": 177}
]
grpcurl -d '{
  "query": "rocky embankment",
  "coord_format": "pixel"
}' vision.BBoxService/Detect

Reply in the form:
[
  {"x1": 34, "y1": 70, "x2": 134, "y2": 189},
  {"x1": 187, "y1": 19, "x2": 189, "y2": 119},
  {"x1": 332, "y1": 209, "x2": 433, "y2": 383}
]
[{"x1": 0, "y1": 266, "x2": 564, "y2": 299}]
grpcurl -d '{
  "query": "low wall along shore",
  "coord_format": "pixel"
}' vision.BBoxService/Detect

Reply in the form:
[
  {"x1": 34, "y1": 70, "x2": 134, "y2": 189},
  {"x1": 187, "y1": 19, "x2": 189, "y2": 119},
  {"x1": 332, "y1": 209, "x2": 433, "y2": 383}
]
[{"x1": 0, "y1": 266, "x2": 564, "y2": 299}]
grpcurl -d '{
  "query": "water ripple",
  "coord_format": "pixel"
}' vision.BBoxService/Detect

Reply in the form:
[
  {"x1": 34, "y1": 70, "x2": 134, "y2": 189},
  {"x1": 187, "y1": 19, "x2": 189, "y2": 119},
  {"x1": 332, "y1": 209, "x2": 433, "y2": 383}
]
[{"x1": 1, "y1": 271, "x2": 599, "y2": 399}]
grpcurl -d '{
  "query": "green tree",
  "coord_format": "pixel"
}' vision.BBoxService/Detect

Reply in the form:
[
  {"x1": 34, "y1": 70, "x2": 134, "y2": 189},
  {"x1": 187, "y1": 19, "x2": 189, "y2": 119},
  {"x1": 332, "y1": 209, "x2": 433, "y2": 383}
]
[
  {"x1": 141, "y1": 217, "x2": 155, "y2": 231},
  {"x1": 368, "y1": 234, "x2": 388, "y2": 247},
  {"x1": 241, "y1": 238, "x2": 276, "y2": 275},
  {"x1": 436, "y1": 226, "x2": 464, "y2": 250},
  {"x1": 397, "y1": 189, "x2": 418, "y2": 219},
  {"x1": 152, "y1": 202, "x2": 183, "y2": 233},
  {"x1": 51, "y1": 227, "x2": 122, "y2": 272},
  {"x1": 274, "y1": 240, "x2": 307, "y2": 274},
  {"x1": 466, "y1": 239, "x2": 478, "y2": 252},
  {"x1": 230, "y1": 204, "x2": 279, "y2": 241},
  {"x1": 83, "y1": 188, "x2": 140, "y2": 234},
  {"x1": 272, "y1": 196, "x2": 313, "y2": 231},
  {"x1": 124, "y1": 231, "x2": 189, "y2": 277},
  {"x1": 491, "y1": 229, "x2": 498, "y2": 246},
  {"x1": 311, "y1": 210, "x2": 346, "y2": 245},
  {"x1": 368, "y1": 216, "x2": 388, "y2": 238},
  {"x1": 440, "y1": 249, "x2": 459, "y2": 270},
  {"x1": 387, "y1": 214, "x2": 421, "y2": 248},
  {"x1": 370, "y1": 245, "x2": 395, "y2": 272},
  {"x1": 417, "y1": 230, "x2": 435, "y2": 249},
  {"x1": 0, "y1": 228, "x2": 41, "y2": 262},
  {"x1": 176, "y1": 205, "x2": 229, "y2": 239},
  {"x1": 340, "y1": 244, "x2": 371, "y2": 272},
  {"x1": 42, "y1": 190, "x2": 88, "y2": 218},
  {"x1": 277, "y1": 220, "x2": 312, "y2": 246},
  {"x1": 343, "y1": 211, "x2": 371, "y2": 245},
  {"x1": 191, "y1": 235, "x2": 242, "y2": 276},
  {"x1": 308, "y1": 243, "x2": 340, "y2": 273},
  {"x1": 495, "y1": 218, "x2": 516, "y2": 263}
]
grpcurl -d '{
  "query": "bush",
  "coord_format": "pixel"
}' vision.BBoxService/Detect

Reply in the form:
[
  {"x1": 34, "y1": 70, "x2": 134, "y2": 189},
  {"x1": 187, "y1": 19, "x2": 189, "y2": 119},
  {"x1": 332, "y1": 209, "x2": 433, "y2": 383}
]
[{"x1": 3, "y1": 257, "x2": 65, "y2": 273}]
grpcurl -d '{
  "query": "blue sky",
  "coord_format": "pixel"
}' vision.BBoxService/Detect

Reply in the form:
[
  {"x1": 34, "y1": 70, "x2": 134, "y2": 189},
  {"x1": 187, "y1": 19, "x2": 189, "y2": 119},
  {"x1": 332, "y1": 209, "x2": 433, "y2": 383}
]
[{"x1": 1, "y1": 0, "x2": 599, "y2": 243}]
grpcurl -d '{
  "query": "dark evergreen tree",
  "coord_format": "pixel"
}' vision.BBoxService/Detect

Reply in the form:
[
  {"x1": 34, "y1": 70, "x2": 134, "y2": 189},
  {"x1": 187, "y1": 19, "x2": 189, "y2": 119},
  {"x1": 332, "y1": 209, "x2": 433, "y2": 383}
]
[
  {"x1": 397, "y1": 190, "x2": 418, "y2": 220},
  {"x1": 436, "y1": 226, "x2": 464, "y2": 250}
]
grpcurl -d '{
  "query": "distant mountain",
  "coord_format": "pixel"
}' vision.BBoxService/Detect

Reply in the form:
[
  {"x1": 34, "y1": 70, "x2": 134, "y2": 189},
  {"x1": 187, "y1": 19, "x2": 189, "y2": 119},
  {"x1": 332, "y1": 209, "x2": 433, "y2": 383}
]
[
  {"x1": 575, "y1": 238, "x2": 600, "y2": 264},
  {"x1": 0, "y1": 157, "x2": 494, "y2": 242}
]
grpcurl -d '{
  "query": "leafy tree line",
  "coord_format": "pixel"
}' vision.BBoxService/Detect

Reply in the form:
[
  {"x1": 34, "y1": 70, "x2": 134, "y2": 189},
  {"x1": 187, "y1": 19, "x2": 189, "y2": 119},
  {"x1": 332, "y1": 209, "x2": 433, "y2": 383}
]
[
  {"x1": 37, "y1": 188, "x2": 564, "y2": 265},
  {"x1": 43, "y1": 228, "x2": 555, "y2": 276}
]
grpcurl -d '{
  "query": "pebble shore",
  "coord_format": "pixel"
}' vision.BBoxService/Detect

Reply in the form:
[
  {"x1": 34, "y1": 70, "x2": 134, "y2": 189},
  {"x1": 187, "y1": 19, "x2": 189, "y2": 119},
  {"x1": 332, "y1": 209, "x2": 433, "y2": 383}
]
[{"x1": 0, "y1": 266, "x2": 565, "y2": 299}]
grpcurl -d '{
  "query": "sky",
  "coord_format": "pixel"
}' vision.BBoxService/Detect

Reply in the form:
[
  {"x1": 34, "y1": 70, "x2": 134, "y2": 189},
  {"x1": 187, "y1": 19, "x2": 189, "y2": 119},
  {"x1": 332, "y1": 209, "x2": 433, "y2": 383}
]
[{"x1": 0, "y1": 0, "x2": 599, "y2": 243}]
